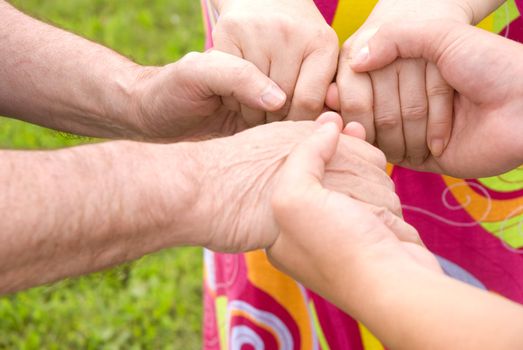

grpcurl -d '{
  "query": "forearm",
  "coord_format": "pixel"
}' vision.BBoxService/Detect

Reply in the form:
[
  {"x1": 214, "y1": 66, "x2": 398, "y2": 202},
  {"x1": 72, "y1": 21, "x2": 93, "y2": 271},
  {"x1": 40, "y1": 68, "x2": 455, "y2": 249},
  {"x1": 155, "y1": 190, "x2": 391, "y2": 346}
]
[
  {"x1": 0, "y1": 140, "x2": 202, "y2": 294},
  {"x1": 0, "y1": 1, "x2": 143, "y2": 138},
  {"x1": 337, "y1": 252, "x2": 523, "y2": 349}
]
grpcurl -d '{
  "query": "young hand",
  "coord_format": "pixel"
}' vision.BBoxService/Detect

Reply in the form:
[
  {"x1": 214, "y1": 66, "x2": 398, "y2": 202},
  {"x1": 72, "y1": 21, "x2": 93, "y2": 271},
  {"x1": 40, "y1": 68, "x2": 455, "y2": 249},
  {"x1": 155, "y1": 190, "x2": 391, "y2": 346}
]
[
  {"x1": 351, "y1": 21, "x2": 523, "y2": 178},
  {"x1": 332, "y1": 0, "x2": 473, "y2": 164},
  {"x1": 266, "y1": 113, "x2": 440, "y2": 306},
  {"x1": 210, "y1": 0, "x2": 339, "y2": 125}
]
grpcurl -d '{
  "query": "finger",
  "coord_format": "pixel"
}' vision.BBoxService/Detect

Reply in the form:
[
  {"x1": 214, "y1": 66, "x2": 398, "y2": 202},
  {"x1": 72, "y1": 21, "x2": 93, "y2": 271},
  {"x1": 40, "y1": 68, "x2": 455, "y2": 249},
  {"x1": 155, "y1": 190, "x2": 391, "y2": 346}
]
[
  {"x1": 323, "y1": 174, "x2": 402, "y2": 216},
  {"x1": 337, "y1": 135, "x2": 388, "y2": 171},
  {"x1": 426, "y1": 62, "x2": 454, "y2": 157},
  {"x1": 370, "y1": 66, "x2": 405, "y2": 163},
  {"x1": 209, "y1": 37, "x2": 244, "y2": 112},
  {"x1": 278, "y1": 120, "x2": 342, "y2": 195},
  {"x1": 287, "y1": 43, "x2": 339, "y2": 121},
  {"x1": 368, "y1": 205, "x2": 421, "y2": 244},
  {"x1": 325, "y1": 83, "x2": 340, "y2": 111},
  {"x1": 266, "y1": 50, "x2": 303, "y2": 122},
  {"x1": 326, "y1": 145, "x2": 393, "y2": 190},
  {"x1": 343, "y1": 121, "x2": 366, "y2": 141},
  {"x1": 399, "y1": 59, "x2": 429, "y2": 165},
  {"x1": 239, "y1": 45, "x2": 273, "y2": 126},
  {"x1": 195, "y1": 51, "x2": 286, "y2": 113},
  {"x1": 336, "y1": 56, "x2": 376, "y2": 143},
  {"x1": 316, "y1": 111, "x2": 344, "y2": 130},
  {"x1": 349, "y1": 21, "x2": 474, "y2": 86}
]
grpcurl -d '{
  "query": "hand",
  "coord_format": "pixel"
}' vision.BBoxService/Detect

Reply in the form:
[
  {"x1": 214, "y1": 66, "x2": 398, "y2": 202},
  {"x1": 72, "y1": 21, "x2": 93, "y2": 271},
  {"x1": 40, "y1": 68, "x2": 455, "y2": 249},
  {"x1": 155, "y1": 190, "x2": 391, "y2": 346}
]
[
  {"x1": 189, "y1": 112, "x2": 399, "y2": 253},
  {"x1": 350, "y1": 21, "x2": 523, "y2": 178},
  {"x1": 211, "y1": 0, "x2": 339, "y2": 124},
  {"x1": 266, "y1": 115, "x2": 440, "y2": 307},
  {"x1": 129, "y1": 50, "x2": 286, "y2": 140},
  {"x1": 332, "y1": 0, "x2": 472, "y2": 164}
]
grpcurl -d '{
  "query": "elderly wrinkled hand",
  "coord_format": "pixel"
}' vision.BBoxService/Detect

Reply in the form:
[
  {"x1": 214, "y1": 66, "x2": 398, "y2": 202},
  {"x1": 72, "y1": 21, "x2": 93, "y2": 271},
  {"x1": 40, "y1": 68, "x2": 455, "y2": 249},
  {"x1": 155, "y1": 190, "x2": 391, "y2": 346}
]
[
  {"x1": 130, "y1": 50, "x2": 286, "y2": 140},
  {"x1": 192, "y1": 112, "x2": 400, "y2": 253}
]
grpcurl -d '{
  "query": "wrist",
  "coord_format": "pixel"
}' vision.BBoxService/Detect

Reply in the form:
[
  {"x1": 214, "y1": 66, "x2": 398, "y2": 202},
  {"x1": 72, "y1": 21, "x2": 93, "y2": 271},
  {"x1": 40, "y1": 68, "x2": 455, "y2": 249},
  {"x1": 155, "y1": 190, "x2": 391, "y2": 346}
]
[
  {"x1": 319, "y1": 241, "x2": 438, "y2": 315},
  {"x1": 97, "y1": 62, "x2": 153, "y2": 139},
  {"x1": 109, "y1": 140, "x2": 206, "y2": 248}
]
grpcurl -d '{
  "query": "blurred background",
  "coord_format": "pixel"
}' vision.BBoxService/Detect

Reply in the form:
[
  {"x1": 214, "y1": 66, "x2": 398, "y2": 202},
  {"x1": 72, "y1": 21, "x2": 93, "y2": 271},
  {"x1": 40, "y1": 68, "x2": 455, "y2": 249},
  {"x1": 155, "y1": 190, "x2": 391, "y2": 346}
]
[{"x1": 0, "y1": 1, "x2": 205, "y2": 348}]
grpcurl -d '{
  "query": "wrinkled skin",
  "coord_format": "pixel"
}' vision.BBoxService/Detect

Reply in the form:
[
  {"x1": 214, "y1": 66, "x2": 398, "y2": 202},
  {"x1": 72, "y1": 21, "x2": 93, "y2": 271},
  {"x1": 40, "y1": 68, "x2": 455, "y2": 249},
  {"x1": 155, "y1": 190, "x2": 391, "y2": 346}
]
[{"x1": 190, "y1": 114, "x2": 400, "y2": 252}]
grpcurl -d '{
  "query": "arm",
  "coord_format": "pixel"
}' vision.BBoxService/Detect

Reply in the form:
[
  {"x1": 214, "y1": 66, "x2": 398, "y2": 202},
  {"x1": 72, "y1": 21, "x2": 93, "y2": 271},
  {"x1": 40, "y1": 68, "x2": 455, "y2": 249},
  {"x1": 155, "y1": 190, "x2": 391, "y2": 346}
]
[
  {"x1": 0, "y1": 1, "x2": 285, "y2": 140},
  {"x1": 0, "y1": 1, "x2": 140, "y2": 138},
  {"x1": 0, "y1": 140, "x2": 203, "y2": 293},
  {"x1": 0, "y1": 114, "x2": 399, "y2": 294},
  {"x1": 344, "y1": 256, "x2": 523, "y2": 350}
]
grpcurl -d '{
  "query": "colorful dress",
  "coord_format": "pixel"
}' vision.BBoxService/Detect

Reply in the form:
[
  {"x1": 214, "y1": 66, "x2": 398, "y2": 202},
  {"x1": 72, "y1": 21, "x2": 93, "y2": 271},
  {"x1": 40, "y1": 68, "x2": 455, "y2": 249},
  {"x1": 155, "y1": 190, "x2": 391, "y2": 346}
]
[{"x1": 201, "y1": 1, "x2": 523, "y2": 348}]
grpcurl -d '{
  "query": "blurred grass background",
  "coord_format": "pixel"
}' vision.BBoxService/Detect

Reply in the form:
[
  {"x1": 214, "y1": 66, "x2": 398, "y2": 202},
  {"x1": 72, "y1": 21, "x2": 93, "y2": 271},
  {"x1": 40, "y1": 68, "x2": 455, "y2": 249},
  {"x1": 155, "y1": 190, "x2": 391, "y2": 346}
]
[{"x1": 0, "y1": 0, "x2": 205, "y2": 348}]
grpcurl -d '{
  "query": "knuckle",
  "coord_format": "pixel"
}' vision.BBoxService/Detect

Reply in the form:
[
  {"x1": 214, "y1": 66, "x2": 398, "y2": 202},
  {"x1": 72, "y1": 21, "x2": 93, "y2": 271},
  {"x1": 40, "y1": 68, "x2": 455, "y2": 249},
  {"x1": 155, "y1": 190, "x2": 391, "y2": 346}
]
[
  {"x1": 389, "y1": 192, "x2": 403, "y2": 216},
  {"x1": 341, "y1": 94, "x2": 373, "y2": 116},
  {"x1": 233, "y1": 61, "x2": 258, "y2": 86},
  {"x1": 374, "y1": 112, "x2": 401, "y2": 130},
  {"x1": 217, "y1": 15, "x2": 242, "y2": 33},
  {"x1": 178, "y1": 51, "x2": 203, "y2": 72},
  {"x1": 401, "y1": 104, "x2": 428, "y2": 122},
  {"x1": 293, "y1": 94, "x2": 324, "y2": 116},
  {"x1": 372, "y1": 205, "x2": 397, "y2": 226},
  {"x1": 429, "y1": 118, "x2": 452, "y2": 129},
  {"x1": 427, "y1": 84, "x2": 453, "y2": 97},
  {"x1": 370, "y1": 146, "x2": 387, "y2": 170},
  {"x1": 377, "y1": 153, "x2": 388, "y2": 170},
  {"x1": 180, "y1": 51, "x2": 201, "y2": 63},
  {"x1": 319, "y1": 27, "x2": 339, "y2": 46},
  {"x1": 272, "y1": 14, "x2": 297, "y2": 35}
]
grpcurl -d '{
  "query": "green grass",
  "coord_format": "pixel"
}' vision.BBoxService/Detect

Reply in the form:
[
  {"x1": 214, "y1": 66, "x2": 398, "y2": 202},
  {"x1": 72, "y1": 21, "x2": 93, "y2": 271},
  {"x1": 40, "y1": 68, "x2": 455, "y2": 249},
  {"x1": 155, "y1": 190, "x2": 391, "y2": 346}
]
[{"x1": 0, "y1": 1, "x2": 205, "y2": 348}]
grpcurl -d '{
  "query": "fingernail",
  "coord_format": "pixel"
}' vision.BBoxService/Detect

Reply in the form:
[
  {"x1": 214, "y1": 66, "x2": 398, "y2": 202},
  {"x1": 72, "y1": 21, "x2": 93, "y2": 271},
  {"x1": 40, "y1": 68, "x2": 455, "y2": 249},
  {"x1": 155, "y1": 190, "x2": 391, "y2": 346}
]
[
  {"x1": 351, "y1": 46, "x2": 369, "y2": 65},
  {"x1": 261, "y1": 85, "x2": 286, "y2": 109},
  {"x1": 430, "y1": 139, "x2": 444, "y2": 157}
]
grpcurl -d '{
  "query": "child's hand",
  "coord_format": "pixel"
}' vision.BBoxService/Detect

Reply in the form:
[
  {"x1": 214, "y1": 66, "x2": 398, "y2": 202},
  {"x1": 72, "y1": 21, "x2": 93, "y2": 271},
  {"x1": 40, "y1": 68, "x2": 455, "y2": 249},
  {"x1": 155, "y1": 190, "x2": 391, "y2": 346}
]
[
  {"x1": 267, "y1": 113, "x2": 441, "y2": 303},
  {"x1": 330, "y1": 0, "x2": 474, "y2": 164},
  {"x1": 211, "y1": 0, "x2": 338, "y2": 125}
]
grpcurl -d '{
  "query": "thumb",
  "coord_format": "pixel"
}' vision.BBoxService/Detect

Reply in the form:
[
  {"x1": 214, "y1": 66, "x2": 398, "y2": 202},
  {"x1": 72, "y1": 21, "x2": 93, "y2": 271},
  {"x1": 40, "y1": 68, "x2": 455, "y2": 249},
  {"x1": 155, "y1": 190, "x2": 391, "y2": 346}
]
[
  {"x1": 349, "y1": 20, "x2": 467, "y2": 73},
  {"x1": 325, "y1": 83, "x2": 340, "y2": 111},
  {"x1": 281, "y1": 113, "x2": 343, "y2": 191},
  {"x1": 195, "y1": 50, "x2": 286, "y2": 111},
  {"x1": 343, "y1": 121, "x2": 366, "y2": 141}
]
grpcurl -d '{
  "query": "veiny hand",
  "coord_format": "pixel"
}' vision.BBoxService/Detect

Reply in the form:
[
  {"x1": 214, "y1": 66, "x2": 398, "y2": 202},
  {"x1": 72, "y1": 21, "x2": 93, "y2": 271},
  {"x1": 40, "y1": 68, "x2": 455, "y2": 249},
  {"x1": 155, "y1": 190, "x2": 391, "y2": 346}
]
[
  {"x1": 191, "y1": 112, "x2": 399, "y2": 253},
  {"x1": 130, "y1": 50, "x2": 286, "y2": 141},
  {"x1": 351, "y1": 21, "x2": 523, "y2": 178},
  {"x1": 267, "y1": 115, "x2": 440, "y2": 303},
  {"x1": 332, "y1": 0, "x2": 472, "y2": 164},
  {"x1": 211, "y1": 0, "x2": 339, "y2": 125}
]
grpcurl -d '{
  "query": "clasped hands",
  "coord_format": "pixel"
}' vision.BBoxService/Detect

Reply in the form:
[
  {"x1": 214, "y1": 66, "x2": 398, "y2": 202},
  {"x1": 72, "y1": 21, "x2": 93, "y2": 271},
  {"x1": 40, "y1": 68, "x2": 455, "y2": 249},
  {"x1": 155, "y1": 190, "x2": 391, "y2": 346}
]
[{"x1": 125, "y1": 4, "x2": 523, "y2": 300}]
